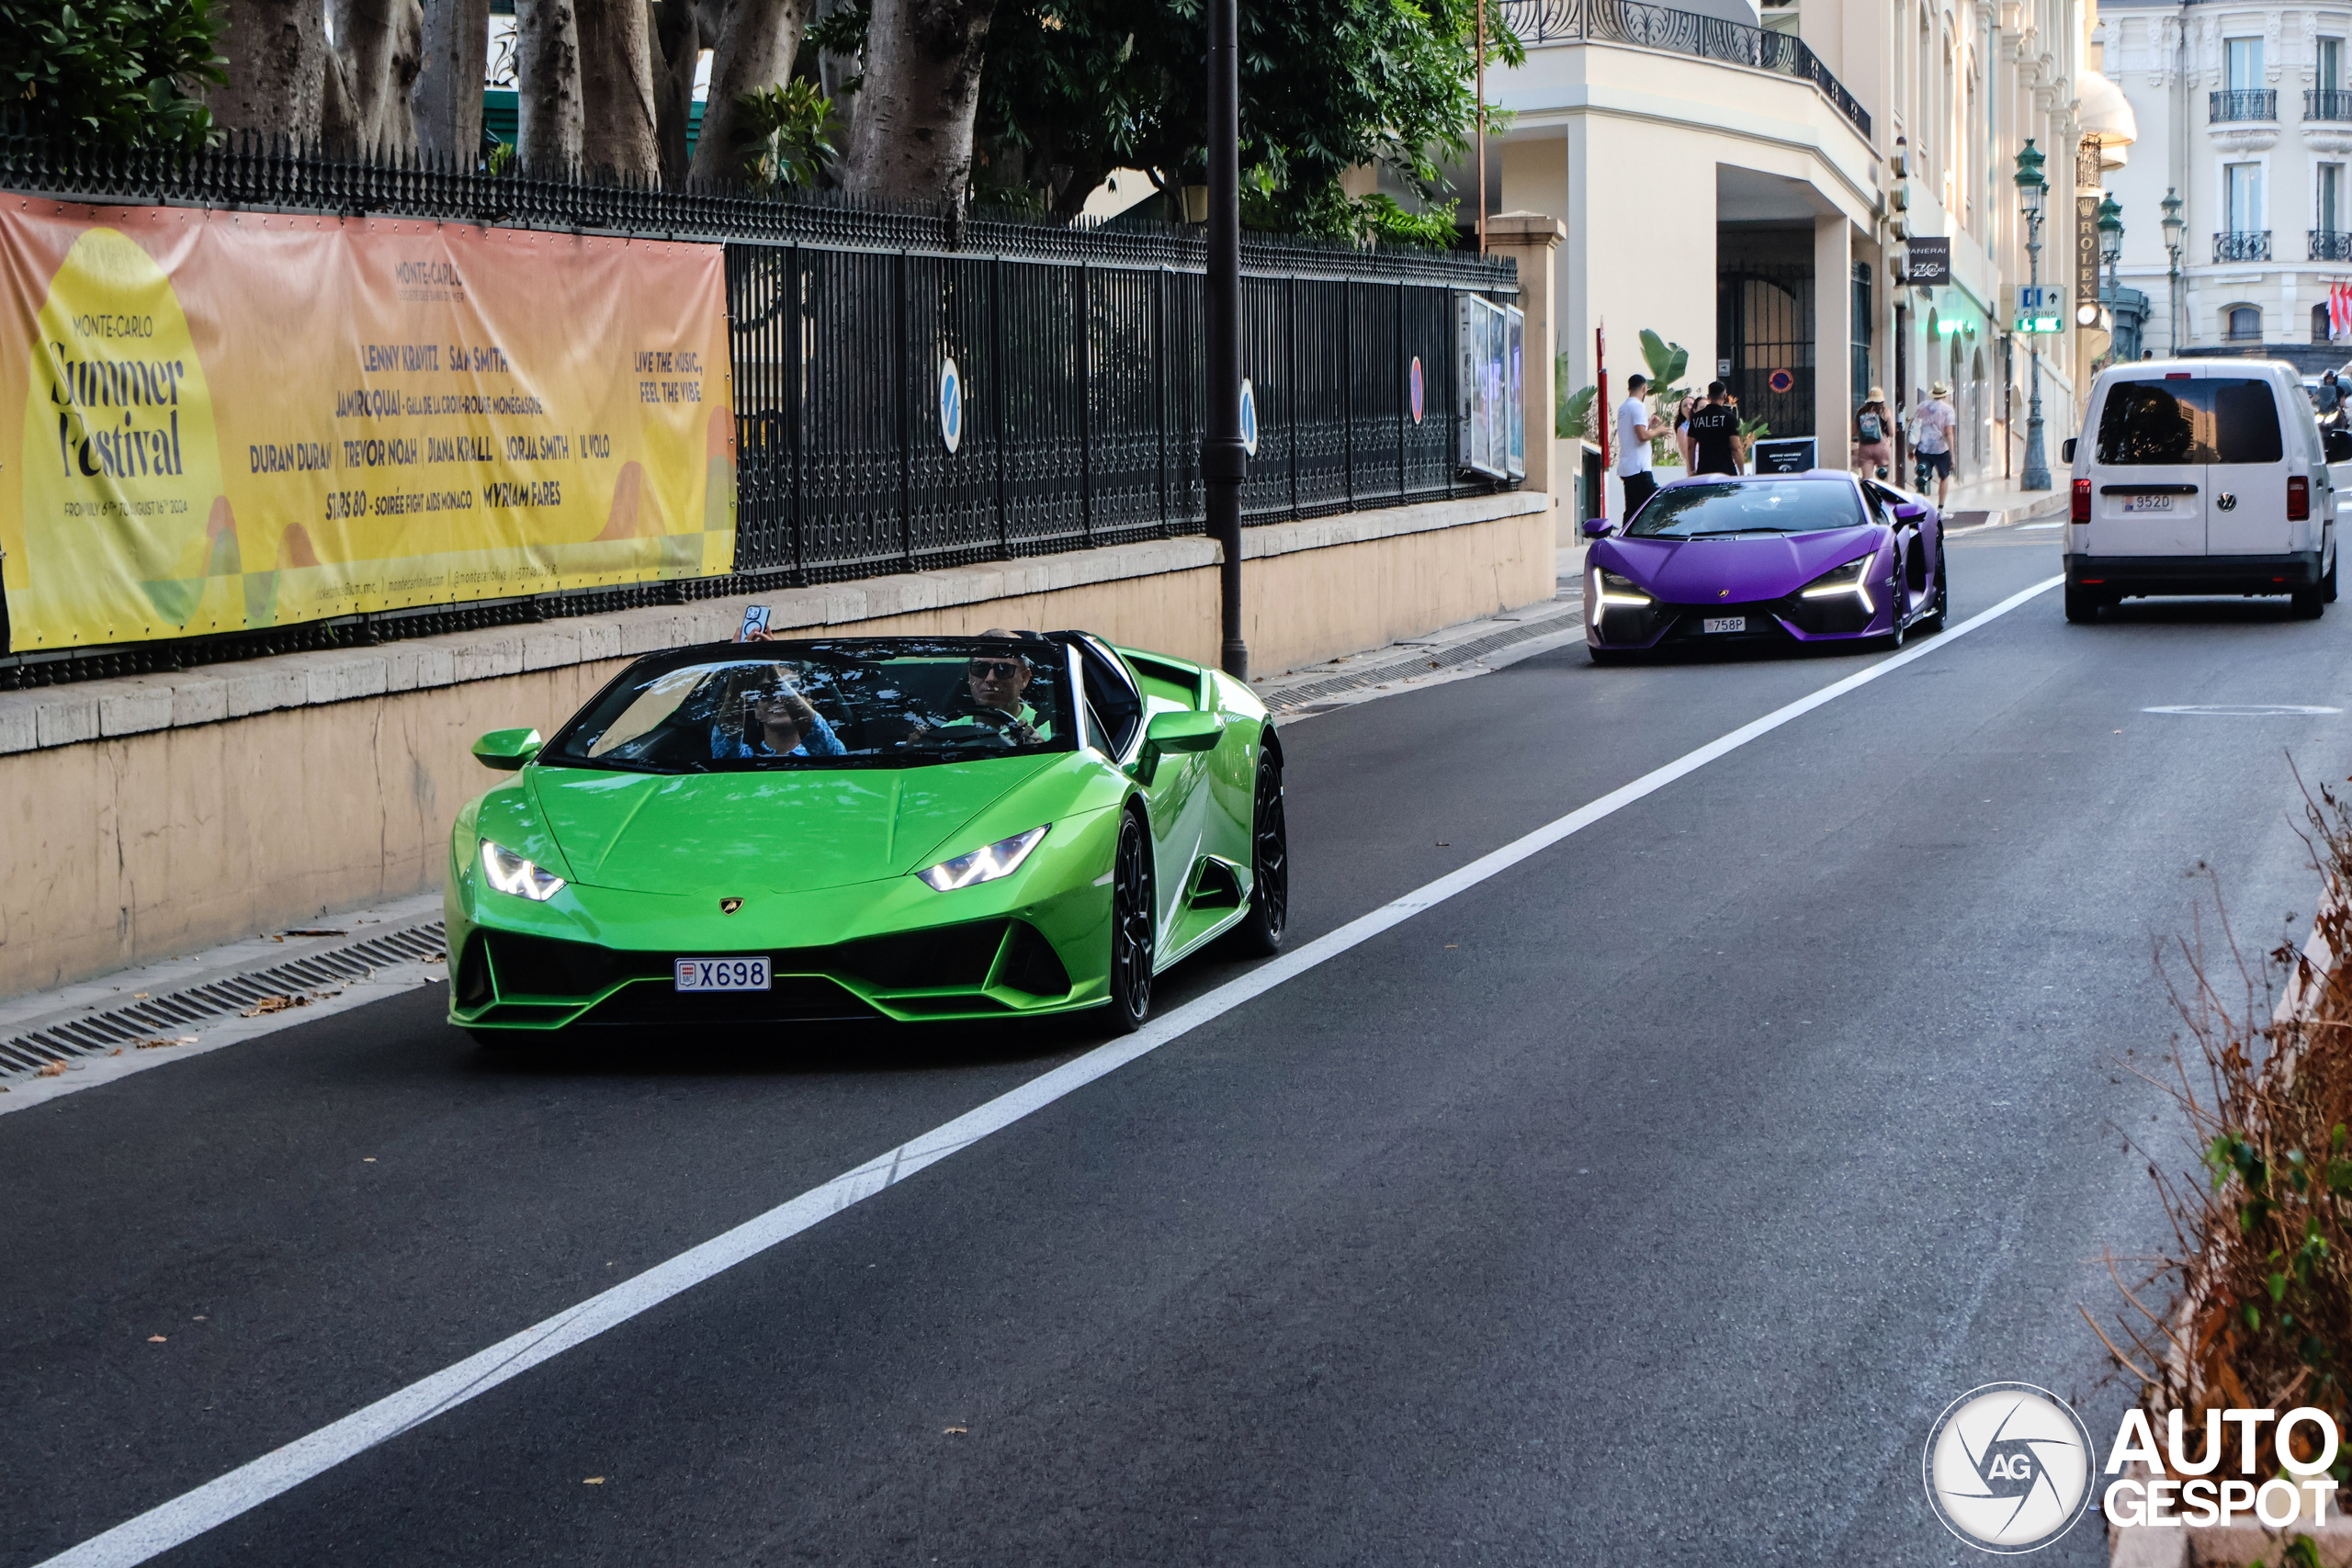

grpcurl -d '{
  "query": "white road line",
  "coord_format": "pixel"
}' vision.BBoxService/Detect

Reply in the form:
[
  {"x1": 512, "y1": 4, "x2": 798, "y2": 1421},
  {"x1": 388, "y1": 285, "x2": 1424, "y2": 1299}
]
[{"x1": 35, "y1": 573, "x2": 2067, "y2": 1568}]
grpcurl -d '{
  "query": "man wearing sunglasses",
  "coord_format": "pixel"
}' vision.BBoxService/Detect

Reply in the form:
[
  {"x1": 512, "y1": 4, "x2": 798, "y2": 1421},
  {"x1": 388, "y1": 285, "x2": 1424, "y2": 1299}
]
[{"x1": 908, "y1": 630, "x2": 1054, "y2": 747}]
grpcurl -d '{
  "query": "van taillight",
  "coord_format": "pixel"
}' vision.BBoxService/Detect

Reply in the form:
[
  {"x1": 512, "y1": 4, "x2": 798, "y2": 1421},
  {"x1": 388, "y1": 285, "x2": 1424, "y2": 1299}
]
[
  {"x1": 2290, "y1": 475, "x2": 2312, "y2": 521},
  {"x1": 2072, "y1": 478, "x2": 2091, "y2": 522}
]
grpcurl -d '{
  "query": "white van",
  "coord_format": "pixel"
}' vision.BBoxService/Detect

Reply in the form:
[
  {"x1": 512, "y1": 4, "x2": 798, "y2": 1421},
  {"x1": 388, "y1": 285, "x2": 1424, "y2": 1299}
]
[{"x1": 2063, "y1": 358, "x2": 2346, "y2": 622}]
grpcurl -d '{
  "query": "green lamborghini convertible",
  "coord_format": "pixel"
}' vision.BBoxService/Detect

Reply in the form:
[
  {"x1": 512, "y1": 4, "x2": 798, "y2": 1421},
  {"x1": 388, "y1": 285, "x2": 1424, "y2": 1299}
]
[{"x1": 445, "y1": 631, "x2": 1286, "y2": 1040}]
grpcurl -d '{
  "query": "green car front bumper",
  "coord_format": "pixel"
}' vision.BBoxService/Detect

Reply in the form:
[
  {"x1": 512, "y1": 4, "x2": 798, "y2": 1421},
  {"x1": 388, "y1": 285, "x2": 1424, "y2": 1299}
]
[{"x1": 447, "y1": 806, "x2": 1124, "y2": 1032}]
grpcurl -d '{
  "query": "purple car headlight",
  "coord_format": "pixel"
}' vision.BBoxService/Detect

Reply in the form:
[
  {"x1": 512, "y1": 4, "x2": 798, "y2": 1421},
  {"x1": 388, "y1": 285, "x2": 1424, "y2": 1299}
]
[
  {"x1": 1589, "y1": 567, "x2": 1653, "y2": 624},
  {"x1": 1798, "y1": 554, "x2": 1878, "y2": 615}
]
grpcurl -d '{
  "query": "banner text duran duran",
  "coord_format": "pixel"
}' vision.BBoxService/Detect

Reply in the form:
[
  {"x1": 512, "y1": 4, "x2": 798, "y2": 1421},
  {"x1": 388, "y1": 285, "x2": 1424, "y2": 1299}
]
[{"x1": 0, "y1": 200, "x2": 736, "y2": 649}]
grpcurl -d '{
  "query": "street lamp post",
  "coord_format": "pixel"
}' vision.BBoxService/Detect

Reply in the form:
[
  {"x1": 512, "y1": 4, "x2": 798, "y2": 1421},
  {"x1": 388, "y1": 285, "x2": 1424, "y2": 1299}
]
[
  {"x1": 2160, "y1": 187, "x2": 2186, "y2": 355},
  {"x1": 2098, "y1": 194, "x2": 2124, "y2": 360},
  {"x1": 1204, "y1": 0, "x2": 1246, "y2": 678},
  {"x1": 2016, "y1": 140, "x2": 2052, "y2": 491}
]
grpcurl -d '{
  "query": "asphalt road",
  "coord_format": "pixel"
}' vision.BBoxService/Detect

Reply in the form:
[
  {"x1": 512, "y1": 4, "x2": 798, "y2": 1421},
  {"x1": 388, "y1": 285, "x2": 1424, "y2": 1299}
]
[{"x1": 6, "y1": 524, "x2": 2346, "y2": 1566}]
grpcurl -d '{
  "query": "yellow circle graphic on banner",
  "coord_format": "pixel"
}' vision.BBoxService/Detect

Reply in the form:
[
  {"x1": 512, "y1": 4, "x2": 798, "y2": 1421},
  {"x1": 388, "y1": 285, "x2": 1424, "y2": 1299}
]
[{"x1": 19, "y1": 226, "x2": 228, "y2": 641}]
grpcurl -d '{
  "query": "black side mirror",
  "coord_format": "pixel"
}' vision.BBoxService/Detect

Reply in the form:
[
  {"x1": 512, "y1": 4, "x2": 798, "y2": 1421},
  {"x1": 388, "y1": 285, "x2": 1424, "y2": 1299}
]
[
  {"x1": 2326, "y1": 428, "x2": 2352, "y2": 463},
  {"x1": 2061, "y1": 437, "x2": 2077, "y2": 464}
]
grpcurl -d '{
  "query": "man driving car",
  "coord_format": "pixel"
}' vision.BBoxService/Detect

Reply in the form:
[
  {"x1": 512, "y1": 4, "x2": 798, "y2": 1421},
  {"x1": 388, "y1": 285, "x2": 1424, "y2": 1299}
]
[{"x1": 909, "y1": 629, "x2": 1054, "y2": 746}]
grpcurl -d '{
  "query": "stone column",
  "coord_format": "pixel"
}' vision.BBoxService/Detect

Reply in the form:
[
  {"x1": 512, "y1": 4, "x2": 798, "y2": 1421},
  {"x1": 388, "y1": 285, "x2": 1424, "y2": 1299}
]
[
  {"x1": 1814, "y1": 214, "x2": 1855, "y2": 467},
  {"x1": 1487, "y1": 211, "x2": 1568, "y2": 501}
]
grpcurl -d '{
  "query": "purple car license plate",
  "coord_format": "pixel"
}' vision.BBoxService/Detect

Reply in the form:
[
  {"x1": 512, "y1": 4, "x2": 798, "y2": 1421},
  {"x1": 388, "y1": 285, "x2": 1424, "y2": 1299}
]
[
  {"x1": 675, "y1": 956, "x2": 771, "y2": 992},
  {"x1": 1702, "y1": 615, "x2": 1747, "y2": 635}
]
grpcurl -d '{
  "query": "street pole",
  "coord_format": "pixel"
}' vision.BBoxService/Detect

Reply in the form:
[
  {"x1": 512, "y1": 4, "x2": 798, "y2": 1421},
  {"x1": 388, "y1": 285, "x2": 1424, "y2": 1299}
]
[
  {"x1": 1206, "y1": 0, "x2": 1247, "y2": 678},
  {"x1": 1476, "y1": 0, "x2": 1487, "y2": 254},
  {"x1": 2022, "y1": 206, "x2": 2049, "y2": 490}
]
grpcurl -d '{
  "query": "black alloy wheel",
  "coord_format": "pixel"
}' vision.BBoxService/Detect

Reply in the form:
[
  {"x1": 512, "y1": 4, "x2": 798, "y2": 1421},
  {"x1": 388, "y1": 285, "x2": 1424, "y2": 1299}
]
[
  {"x1": 1882, "y1": 551, "x2": 1907, "y2": 649},
  {"x1": 1225, "y1": 748, "x2": 1289, "y2": 957},
  {"x1": 1106, "y1": 811, "x2": 1154, "y2": 1032}
]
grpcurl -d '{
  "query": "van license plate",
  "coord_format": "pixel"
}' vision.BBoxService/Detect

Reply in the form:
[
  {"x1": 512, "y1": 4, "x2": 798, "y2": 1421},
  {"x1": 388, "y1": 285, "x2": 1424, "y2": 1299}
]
[
  {"x1": 1702, "y1": 616, "x2": 1747, "y2": 634},
  {"x1": 2122, "y1": 494, "x2": 2175, "y2": 513},
  {"x1": 675, "y1": 957, "x2": 771, "y2": 991}
]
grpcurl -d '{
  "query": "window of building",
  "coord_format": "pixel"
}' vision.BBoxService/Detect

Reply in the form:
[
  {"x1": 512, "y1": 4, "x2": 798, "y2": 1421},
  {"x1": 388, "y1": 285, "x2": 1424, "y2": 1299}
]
[
  {"x1": 2324, "y1": 164, "x2": 2344, "y2": 232},
  {"x1": 2227, "y1": 163, "x2": 2266, "y2": 231},
  {"x1": 2225, "y1": 304, "x2": 2264, "y2": 342},
  {"x1": 2228, "y1": 37, "x2": 2264, "y2": 91},
  {"x1": 2325, "y1": 38, "x2": 2344, "y2": 91},
  {"x1": 2316, "y1": 302, "x2": 2335, "y2": 342}
]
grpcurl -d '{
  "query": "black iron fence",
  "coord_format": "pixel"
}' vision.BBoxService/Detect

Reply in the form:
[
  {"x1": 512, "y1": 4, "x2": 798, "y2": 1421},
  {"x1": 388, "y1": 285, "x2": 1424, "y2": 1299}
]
[
  {"x1": 2211, "y1": 89, "x2": 2278, "y2": 122},
  {"x1": 2215, "y1": 229, "x2": 2274, "y2": 263},
  {"x1": 0, "y1": 131, "x2": 1515, "y2": 686},
  {"x1": 1498, "y1": 0, "x2": 1870, "y2": 137}
]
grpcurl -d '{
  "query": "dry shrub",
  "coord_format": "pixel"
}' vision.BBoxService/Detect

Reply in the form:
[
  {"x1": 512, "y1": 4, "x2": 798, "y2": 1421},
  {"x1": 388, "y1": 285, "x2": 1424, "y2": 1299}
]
[{"x1": 2088, "y1": 772, "x2": 2352, "y2": 1486}]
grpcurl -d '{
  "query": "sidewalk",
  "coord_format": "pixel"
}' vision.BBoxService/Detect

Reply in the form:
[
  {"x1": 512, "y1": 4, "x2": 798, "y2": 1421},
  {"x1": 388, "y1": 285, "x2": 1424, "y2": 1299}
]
[{"x1": 1932, "y1": 472, "x2": 2071, "y2": 530}]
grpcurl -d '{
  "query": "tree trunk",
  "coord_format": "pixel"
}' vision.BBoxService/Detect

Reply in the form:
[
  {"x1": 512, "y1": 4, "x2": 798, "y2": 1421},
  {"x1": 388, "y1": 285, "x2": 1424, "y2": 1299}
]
[
  {"x1": 837, "y1": 0, "x2": 996, "y2": 205},
  {"x1": 648, "y1": 0, "x2": 704, "y2": 186},
  {"x1": 811, "y1": 0, "x2": 859, "y2": 157},
  {"x1": 322, "y1": 0, "x2": 425, "y2": 152},
  {"x1": 414, "y1": 0, "x2": 491, "y2": 164},
  {"x1": 686, "y1": 0, "x2": 810, "y2": 187},
  {"x1": 577, "y1": 0, "x2": 661, "y2": 178},
  {"x1": 516, "y1": 0, "x2": 587, "y2": 171},
  {"x1": 209, "y1": 0, "x2": 332, "y2": 143}
]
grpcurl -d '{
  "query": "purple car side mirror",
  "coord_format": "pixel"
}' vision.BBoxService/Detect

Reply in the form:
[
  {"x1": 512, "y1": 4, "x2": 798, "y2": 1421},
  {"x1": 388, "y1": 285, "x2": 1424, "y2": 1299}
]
[
  {"x1": 1892, "y1": 503, "x2": 1927, "y2": 526},
  {"x1": 1581, "y1": 517, "x2": 1613, "y2": 539}
]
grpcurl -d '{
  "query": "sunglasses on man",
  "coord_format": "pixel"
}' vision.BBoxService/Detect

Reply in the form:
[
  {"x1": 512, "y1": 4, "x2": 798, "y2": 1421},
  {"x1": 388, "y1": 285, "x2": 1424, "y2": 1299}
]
[{"x1": 968, "y1": 660, "x2": 1025, "y2": 679}]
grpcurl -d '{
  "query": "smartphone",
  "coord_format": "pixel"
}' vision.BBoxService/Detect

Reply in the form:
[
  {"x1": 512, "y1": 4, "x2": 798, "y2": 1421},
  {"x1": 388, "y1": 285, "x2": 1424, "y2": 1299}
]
[{"x1": 739, "y1": 604, "x2": 771, "y2": 640}]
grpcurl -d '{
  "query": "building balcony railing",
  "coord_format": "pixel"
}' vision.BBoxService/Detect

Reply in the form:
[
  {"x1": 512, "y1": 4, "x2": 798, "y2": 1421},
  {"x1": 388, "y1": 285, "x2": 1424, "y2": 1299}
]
[
  {"x1": 2308, "y1": 88, "x2": 2352, "y2": 120},
  {"x1": 2211, "y1": 88, "x2": 2279, "y2": 121},
  {"x1": 2215, "y1": 230, "x2": 2274, "y2": 262},
  {"x1": 2313, "y1": 230, "x2": 2352, "y2": 260},
  {"x1": 1498, "y1": 0, "x2": 1871, "y2": 136}
]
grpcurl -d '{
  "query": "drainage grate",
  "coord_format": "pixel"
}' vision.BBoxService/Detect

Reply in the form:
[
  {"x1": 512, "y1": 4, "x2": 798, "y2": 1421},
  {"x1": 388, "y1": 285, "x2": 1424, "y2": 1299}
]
[
  {"x1": 1268, "y1": 601, "x2": 1585, "y2": 713},
  {"x1": 0, "y1": 922, "x2": 447, "y2": 1077}
]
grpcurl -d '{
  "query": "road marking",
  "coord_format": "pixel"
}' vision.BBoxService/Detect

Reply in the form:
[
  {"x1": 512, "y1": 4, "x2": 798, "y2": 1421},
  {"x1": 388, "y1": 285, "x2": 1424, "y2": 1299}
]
[
  {"x1": 34, "y1": 573, "x2": 2066, "y2": 1568},
  {"x1": 2142, "y1": 704, "x2": 2342, "y2": 716}
]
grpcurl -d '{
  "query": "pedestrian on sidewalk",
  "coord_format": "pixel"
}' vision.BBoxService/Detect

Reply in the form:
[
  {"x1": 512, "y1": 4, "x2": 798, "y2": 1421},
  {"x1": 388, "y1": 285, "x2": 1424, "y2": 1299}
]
[
  {"x1": 1672, "y1": 389, "x2": 1696, "y2": 470},
  {"x1": 1852, "y1": 386, "x2": 1894, "y2": 479},
  {"x1": 1615, "y1": 375, "x2": 1671, "y2": 519},
  {"x1": 1913, "y1": 381, "x2": 1957, "y2": 506},
  {"x1": 1687, "y1": 382, "x2": 1745, "y2": 477}
]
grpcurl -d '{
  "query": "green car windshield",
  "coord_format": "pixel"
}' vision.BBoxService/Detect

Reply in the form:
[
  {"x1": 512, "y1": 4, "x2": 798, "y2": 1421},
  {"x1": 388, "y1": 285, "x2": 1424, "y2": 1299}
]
[
  {"x1": 1627, "y1": 480, "x2": 1866, "y2": 537},
  {"x1": 541, "y1": 638, "x2": 1076, "y2": 772}
]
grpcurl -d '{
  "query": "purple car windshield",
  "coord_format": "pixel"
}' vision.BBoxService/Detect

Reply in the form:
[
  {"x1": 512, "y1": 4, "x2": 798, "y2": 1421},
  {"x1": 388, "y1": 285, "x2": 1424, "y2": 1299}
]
[{"x1": 1626, "y1": 480, "x2": 1867, "y2": 538}]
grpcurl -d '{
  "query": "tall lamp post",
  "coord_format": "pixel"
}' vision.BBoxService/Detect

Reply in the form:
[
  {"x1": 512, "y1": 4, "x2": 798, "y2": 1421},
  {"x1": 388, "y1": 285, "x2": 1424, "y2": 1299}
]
[
  {"x1": 1204, "y1": 0, "x2": 1246, "y2": 678},
  {"x1": 2016, "y1": 140, "x2": 2052, "y2": 491},
  {"x1": 2160, "y1": 187, "x2": 2186, "y2": 355},
  {"x1": 2098, "y1": 194, "x2": 2124, "y2": 360}
]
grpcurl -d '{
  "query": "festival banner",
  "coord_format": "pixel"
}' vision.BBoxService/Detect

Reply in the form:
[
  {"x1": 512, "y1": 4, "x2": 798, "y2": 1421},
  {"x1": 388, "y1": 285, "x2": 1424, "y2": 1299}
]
[{"x1": 0, "y1": 200, "x2": 735, "y2": 650}]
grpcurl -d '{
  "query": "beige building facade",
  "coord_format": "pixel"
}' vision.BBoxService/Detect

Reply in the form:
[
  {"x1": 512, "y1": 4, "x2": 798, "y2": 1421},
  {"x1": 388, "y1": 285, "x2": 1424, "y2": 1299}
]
[{"x1": 1480, "y1": 0, "x2": 2107, "y2": 514}]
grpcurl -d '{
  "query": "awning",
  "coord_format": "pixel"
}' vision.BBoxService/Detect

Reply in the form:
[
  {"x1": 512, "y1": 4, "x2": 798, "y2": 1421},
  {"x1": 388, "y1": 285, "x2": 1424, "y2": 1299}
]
[{"x1": 2078, "y1": 70, "x2": 2138, "y2": 169}]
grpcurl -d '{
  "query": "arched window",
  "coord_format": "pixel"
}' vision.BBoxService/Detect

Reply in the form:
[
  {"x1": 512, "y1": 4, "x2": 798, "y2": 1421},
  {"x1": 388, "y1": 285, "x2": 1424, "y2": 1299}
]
[
  {"x1": 2320, "y1": 302, "x2": 2339, "y2": 343},
  {"x1": 2225, "y1": 305, "x2": 2263, "y2": 342}
]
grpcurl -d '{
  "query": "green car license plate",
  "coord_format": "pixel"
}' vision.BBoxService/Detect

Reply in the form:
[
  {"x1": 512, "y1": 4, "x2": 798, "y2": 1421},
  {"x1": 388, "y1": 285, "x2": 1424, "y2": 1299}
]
[{"x1": 674, "y1": 957, "x2": 771, "y2": 991}]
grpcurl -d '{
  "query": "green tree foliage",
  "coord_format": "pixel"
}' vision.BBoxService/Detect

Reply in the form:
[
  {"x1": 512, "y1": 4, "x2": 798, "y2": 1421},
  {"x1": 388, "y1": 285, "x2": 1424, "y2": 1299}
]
[
  {"x1": 967, "y1": 0, "x2": 1518, "y2": 239},
  {"x1": 0, "y1": 0, "x2": 224, "y2": 150},
  {"x1": 736, "y1": 81, "x2": 841, "y2": 192}
]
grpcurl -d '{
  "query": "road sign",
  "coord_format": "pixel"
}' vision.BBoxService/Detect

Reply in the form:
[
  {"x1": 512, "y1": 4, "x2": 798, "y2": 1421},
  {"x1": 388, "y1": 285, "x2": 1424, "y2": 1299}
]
[
  {"x1": 1766, "y1": 367, "x2": 1795, "y2": 394},
  {"x1": 938, "y1": 358, "x2": 962, "y2": 453},
  {"x1": 1239, "y1": 378, "x2": 1259, "y2": 457},
  {"x1": 1408, "y1": 355, "x2": 1424, "y2": 425},
  {"x1": 2013, "y1": 285, "x2": 2064, "y2": 332}
]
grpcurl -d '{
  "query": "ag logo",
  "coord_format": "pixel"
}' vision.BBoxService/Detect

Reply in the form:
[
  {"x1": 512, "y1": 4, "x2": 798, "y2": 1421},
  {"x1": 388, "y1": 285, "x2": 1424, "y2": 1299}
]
[
  {"x1": 718, "y1": 897, "x2": 744, "y2": 915},
  {"x1": 1923, "y1": 1382, "x2": 2095, "y2": 1553}
]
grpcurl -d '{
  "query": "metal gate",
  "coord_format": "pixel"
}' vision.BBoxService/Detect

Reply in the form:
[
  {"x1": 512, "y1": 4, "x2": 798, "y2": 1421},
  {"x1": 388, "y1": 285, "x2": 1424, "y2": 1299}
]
[{"x1": 1719, "y1": 263, "x2": 1815, "y2": 439}]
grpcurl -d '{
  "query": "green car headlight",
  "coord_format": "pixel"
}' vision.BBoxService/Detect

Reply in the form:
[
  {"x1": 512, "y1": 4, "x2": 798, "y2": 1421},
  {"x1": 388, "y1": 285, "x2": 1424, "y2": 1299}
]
[
  {"x1": 918, "y1": 825, "x2": 1050, "y2": 891},
  {"x1": 481, "y1": 840, "x2": 567, "y2": 902},
  {"x1": 1799, "y1": 554, "x2": 1878, "y2": 614}
]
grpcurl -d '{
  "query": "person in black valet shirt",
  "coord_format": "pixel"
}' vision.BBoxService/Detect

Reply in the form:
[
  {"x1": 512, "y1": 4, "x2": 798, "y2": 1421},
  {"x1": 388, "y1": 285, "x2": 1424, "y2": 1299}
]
[{"x1": 1686, "y1": 382, "x2": 1746, "y2": 476}]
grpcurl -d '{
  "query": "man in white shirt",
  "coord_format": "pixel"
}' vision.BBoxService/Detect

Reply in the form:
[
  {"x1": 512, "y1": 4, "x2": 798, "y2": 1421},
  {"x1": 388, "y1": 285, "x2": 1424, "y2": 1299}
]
[
  {"x1": 1616, "y1": 374, "x2": 1671, "y2": 520},
  {"x1": 1913, "y1": 381, "x2": 1958, "y2": 506}
]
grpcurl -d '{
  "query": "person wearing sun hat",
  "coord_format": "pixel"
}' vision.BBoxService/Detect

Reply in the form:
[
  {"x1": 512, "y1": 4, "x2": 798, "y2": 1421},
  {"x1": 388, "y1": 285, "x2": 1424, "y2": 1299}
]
[
  {"x1": 1852, "y1": 385, "x2": 1894, "y2": 479},
  {"x1": 1913, "y1": 380, "x2": 1957, "y2": 506}
]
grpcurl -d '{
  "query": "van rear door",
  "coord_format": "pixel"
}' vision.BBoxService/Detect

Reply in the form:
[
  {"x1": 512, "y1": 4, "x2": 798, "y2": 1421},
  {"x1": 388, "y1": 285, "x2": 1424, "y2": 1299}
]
[
  {"x1": 2086, "y1": 376, "x2": 2205, "y2": 557},
  {"x1": 2200, "y1": 374, "x2": 2291, "y2": 556}
]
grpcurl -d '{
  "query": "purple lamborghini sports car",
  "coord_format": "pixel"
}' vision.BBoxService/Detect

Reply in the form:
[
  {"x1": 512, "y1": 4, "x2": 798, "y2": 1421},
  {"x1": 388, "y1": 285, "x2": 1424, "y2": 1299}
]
[{"x1": 1580, "y1": 471, "x2": 1948, "y2": 663}]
